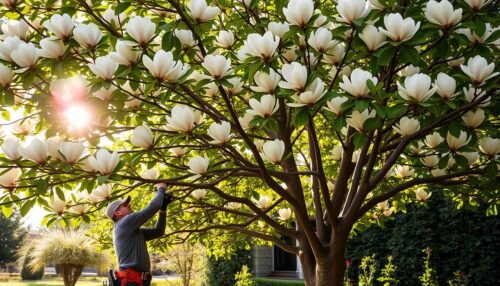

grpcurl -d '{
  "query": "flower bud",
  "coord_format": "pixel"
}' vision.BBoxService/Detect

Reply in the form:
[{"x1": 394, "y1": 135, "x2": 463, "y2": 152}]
[
  {"x1": 308, "y1": 28, "x2": 336, "y2": 53},
  {"x1": 421, "y1": 155, "x2": 439, "y2": 168},
  {"x1": 0, "y1": 63, "x2": 13, "y2": 87},
  {"x1": 446, "y1": 131, "x2": 471, "y2": 151},
  {"x1": 359, "y1": 25, "x2": 386, "y2": 52},
  {"x1": 254, "y1": 195, "x2": 271, "y2": 209},
  {"x1": 324, "y1": 96, "x2": 348, "y2": 116},
  {"x1": 109, "y1": 41, "x2": 141, "y2": 66},
  {"x1": 416, "y1": 188, "x2": 432, "y2": 202},
  {"x1": 332, "y1": 146, "x2": 343, "y2": 161},
  {"x1": 395, "y1": 165, "x2": 414, "y2": 178},
  {"x1": 170, "y1": 147, "x2": 187, "y2": 157},
  {"x1": 278, "y1": 208, "x2": 292, "y2": 221},
  {"x1": 425, "y1": 132, "x2": 443, "y2": 149},
  {"x1": 216, "y1": 30, "x2": 235, "y2": 49},
  {"x1": 479, "y1": 137, "x2": 500, "y2": 157},
  {"x1": 174, "y1": 29, "x2": 196, "y2": 49},
  {"x1": 268, "y1": 22, "x2": 290, "y2": 38},
  {"x1": 346, "y1": 109, "x2": 376, "y2": 132},
  {"x1": 191, "y1": 189, "x2": 206, "y2": 200},
  {"x1": 73, "y1": 23, "x2": 102, "y2": 49},
  {"x1": 1, "y1": 137, "x2": 21, "y2": 160},
  {"x1": 261, "y1": 139, "x2": 285, "y2": 164},
  {"x1": 225, "y1": 202, "x2": 242, "y2": 210},
  {"x1": 49, "y1": 195, "x2": 66, "y2": 214},
  {"x1": 323, "y1": 43, "x2": 345, "y2": 64}
]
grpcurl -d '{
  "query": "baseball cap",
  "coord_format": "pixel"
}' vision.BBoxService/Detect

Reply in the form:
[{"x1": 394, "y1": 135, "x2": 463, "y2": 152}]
[{"x1": 105, "y1": 196, "x2": 131, "y2": 220}]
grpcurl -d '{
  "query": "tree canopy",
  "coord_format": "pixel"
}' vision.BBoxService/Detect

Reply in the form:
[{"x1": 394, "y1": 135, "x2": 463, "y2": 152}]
[{"x1": 0, "y1": 0, "x2": 498, "y2": 285}]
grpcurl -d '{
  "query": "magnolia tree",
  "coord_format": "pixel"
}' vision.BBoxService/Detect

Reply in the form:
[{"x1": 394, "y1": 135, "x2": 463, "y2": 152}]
[{"x1": 0, "y1": 0, "x2": 499, "y2": 285}]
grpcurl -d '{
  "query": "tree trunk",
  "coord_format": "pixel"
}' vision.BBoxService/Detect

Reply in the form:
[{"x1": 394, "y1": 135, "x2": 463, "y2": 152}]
[{"x1": 60, "y1": 264, "x2": 83, "y2": 286}]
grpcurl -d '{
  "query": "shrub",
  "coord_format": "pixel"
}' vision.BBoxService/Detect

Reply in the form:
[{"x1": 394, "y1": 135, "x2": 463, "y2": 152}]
[
  {"x1": 205, "y1": 248, "x2": 252, "y2": 286},
  {"x1": 235, "y1": 265, "x2": 254, "y2": 286},
  {"x1": 251, "y1": 278, "x2": 305, "y2": 286},
  {"x1": 19, "y1": 247, "x2": 44, "y2": 280}
]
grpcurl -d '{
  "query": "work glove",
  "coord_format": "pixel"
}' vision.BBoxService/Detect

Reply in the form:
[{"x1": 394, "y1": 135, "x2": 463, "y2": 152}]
[{"x1": 160, "y1": 192, "x2": 173, "y2": 211}]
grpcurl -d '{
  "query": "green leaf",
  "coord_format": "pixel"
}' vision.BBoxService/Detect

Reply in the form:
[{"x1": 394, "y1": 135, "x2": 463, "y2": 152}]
[
  {"x1": 20, "y1": 199, "x2": 36, "y2": 216},
  {"x1": 386, "y1": 105, "x2": 407, "y2": 119},
  {"x1": 355, "y1": 100, "x2": 370, "y2": 112},
  {"x1": 377, "y1": 46, "x2": 396, "y2": 66},
  {"x1": 353, "y1": 133, "x2": 368, "y2": 149},
  {"x1": 1, "y1": 204, "x2": 13, "y2": 218},
  {"x1": 115, "y1": 2, "x2": 131, "y2": 14},
  {"x1": 293, "y1": 109, "x2": 310, "y2": 127},
  {"x1": 399, "y1": 45, "x2": 420, "y2": 65}
]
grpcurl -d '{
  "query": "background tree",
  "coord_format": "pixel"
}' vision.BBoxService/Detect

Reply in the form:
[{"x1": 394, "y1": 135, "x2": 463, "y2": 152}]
[
  {"x1": 158, "y1": 243, "x2": 206, "y2": 286},
  {"x1": 0, "y1": 0, "x2": 498, "y2": 285},
  {"x1": 0, "y1": 212, "x2": 26, "y2": 267},
  {"x1": 26, "y1": 228, "x2": 111, "y2": 286}
]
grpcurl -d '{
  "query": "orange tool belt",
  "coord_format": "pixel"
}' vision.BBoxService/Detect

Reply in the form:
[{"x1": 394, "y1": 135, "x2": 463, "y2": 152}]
[{"x1": 114, "y1": 268, "x2": 151, "y2": 286}]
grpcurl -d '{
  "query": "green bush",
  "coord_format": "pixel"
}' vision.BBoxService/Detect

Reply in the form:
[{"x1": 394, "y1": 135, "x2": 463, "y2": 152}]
[
  {"x1": 346, "y1": 191, "x2": 500, "y2": 285},
  {"x1": 205, "y1": 248, "x2": 252, "y2": 286},
  {"x1": 251, "y1": 278, "x2": 305, "y2": 286},
  {"x1": 19, "y1": 250, "x2": 44, "y2": 280}
]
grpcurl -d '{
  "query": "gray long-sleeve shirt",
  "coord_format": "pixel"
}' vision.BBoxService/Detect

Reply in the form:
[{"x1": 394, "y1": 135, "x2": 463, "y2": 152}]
[{"x1": 113, "y1": 190, "x2": 166, "y2": 272}]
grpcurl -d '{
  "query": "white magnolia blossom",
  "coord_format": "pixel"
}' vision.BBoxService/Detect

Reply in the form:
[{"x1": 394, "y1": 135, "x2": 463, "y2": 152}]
[
  {"x1": 88, "y1": 149, "x2": 121, "y2": 174},
  {"x1": 243, "y1": 31, "x2": 280, "y2": 60},
  {"x1": 397, "y1": 65, "x2": 420, "y2": 77},
  {"x1": 395, "y1": 165, "x2": 414, "y2": 178},
  {"x1": 208, "y1": 121, "x2": 232, "y2": 144},
  {"x1": 202, "y1": 54, "x2": 231, "y2": 79},
  {"x1": 282, "y1": 47, "x2": 298, "y2": 63},
  {"x1": 479, "y1": 137, "x2": 500, "y2": 157},
  {"x1": 446, "y1": 131, "x2": 471, "y2": 150},
  {"x1": 1, "y1": 19, "x2": 30, "y2": 40},
  {"x1": 47, "y1": 137, "x2": 64, "y2": 160},
  {"x1": 336, "y1": 0, "x2": 371, "y2": 24},
  {"x1": 324, "y1": 96, "x2": 349, "y2": 116},
  {"x1": 1, "y1": 137, "x2": 21, "y2": 160},
  {"x1": 323, "y1": 43, "x2": 346, "y2": 64},
  {"x1": 251, "y1": 70, "x2": 281, "y2": 94},
  {"x1": 143, "y1": 50, "x2": 188, "y2": 81},
  {"x1": 254, "y1": 195, "x2": 271, "y2": 209},
  {"x1": 166, "y1": 105, "x2": 196, "y2": 133},
  {"x1": 462, "y1": 109, "x2": 485, "y2": 129},
  {"x1": 289, "y1": 78, "x2": 326, "y2": 107},
  {"x1": 416, "y1": 188, "x2": 432, "y2": 202},
  {"x1": 49, "y1": 195, "x2": 66, "y2": 214},
  {"x1": 346, "y1": 109, "x2": 376, "y2": 132},
  {"x1": 278, "y1": 208, "x2": 292, "y2": 221},
  {"x1": 38, "y1": 37, "x2": 67, "y2": 59},
  {"x1": 69, "y1": 202, "x2": 91, "y2": 215},
  {"x1": 125, "y1": 16, "x2": 156, "y2": 45},
  {"x1": 170, "y1": 147, "x2": 187, "y2": 157},
  {"x1": 410, "y1": 141, "x2": 425, "y2": 155},
  {"x1": 254, "y1": 139, "x2": 265, "y2": 151},
  {"x1": 283, "y1": 0, "x2": 314, "y2": 27},
  {"x1": 463, "y1": 0, "x2": 492, "y2": 11},
  {"x1": 103, "y1": 8, "x2": 125, "y2": 27},
  {"x1": 225, "y1": 202, "x2": 242, "y2": 210},
  {"x1": 187, "y1": 0, "x2": 220, "y2": 22},
  {"x1": 43, "y1": 14, "x2": 74, "y2": 39},
  {"x1": 268, "y1": 22, "x2": 290, "y2": 38},
  {"x1": 188, "y1": 156, "x2": 210, "y2": 176},
  {"x1": 457, "y1": 152, "x2": 479, "y2": 165},
  {"x1": 434, "y1": 73, "x2": 458, "y2": 100},
  {"x1": 248, "y1": 94, "x2": 279, "y2": 118},
  {"x1": 393, "y1": 117, "x2": 420, "y2": 136},
  {"x1": 141, "y1": 167, "x2": 159, "y2": 180},
  {"x1": 332, "y1": 146, "x2": 343, "y2": 161},
  {"x1": 458, "y1": 24, "x2": 493, "y2": 44},
  {"x1": 94, "y1": 85, "x2": 116, "y2": 101},
  {"x1": 431, "y1": 168, "x2": 447, "y2": 177},
  {"x1": 0, "y1": 168, "x2": 22, "y2": 187},
  {"x1": 131, "y1": 125, "x2": 154, "y2": 148},
  {"x1": 380, "y1": 13, "x2": 420, "y2": 42},
  {"x1": 421, "y1": 155, "x2": 439, "y2": 168},
  {"x1": 90, "y1": 184, "x2": 112, "y2": 201},
  {"x1": 222, "y1": 77, "x2": 243, "y2": 95},
  {"x1": 425, "y1": 132, "x2": 444, "y2": 148},
  {"x1": 191, "y1": 189, "x2": 206, "y2": 200},
  {"x1": 359, "y1": 25, "x2": 387, "y2": 51},
  {"x1": 89, "y1": 56, "x2": 118, "y2": 80},
  {"x1": 215, "y1": 30, "x2": 235, "y2": 49},
  {"x1": 73, "y1": 23, "x2": 102, "y2": 48},
  {"x1": 239, "y1": 112, "x2": 255, "y2": 130},
  {"x1": 109, "y1": 41, "x2": 141, "y2": 66},
  {"x1": 424, "y1": 0, "x2": 462, "y2": 28},
  {"x1": 0, "y1": 63, "x2": 13, "y2": 87},
  {"x1": 174, "y1": 29, "x2": 196, "y2": 49},
  {"x1": 460, "y1": 55, "x2": 498, "y2": 85},
  {"x1": 12, "y1": 119, "x2": 33, "y2": 135},
  {"x1": 279, "y1": 62, "x2": 308, "y2": 91},
  {"x1": 59, "y1": 142, "x2": 84, "y2": 164},
  {"x1": 0, "y1": 36, "x2": 22, "y2": 62},
  {"x1": 19, "y1": 138, "x2": 48, "y2": 164},
  {"x1": 340, "y1": 68, "x2": 378, "y2": 98},
  {"x1": 11, "y1": 42, "x2": 38, "y2": 68},
  {"x1": 463, "y1": 87, "x2": 490, "y2": 107},
  {"x1": 308, "y1": 28, "x2": 336, "y2": 53},
  {"x1": 397, "y1": 73, "x2": 437, "y2": 103},
  {"x1": 261, "y1": 139, "x2": 285, "y2": 164}
]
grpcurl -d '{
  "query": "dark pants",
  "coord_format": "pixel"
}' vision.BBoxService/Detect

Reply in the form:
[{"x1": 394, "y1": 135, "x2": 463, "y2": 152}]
[{"x1": 114, "y1": 278, "x2": 151, "y2": 286}]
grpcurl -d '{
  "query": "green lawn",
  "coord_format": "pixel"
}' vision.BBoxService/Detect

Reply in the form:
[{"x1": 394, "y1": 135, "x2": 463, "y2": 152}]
[{"x1": 0, "y1": 278, "x2": 177, "y2": 286}]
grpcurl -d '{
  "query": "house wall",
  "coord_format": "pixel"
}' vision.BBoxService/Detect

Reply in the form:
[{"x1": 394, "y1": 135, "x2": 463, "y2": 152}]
[{"x1": 252, "y1": 245, "x2": 273, "y2": 277}]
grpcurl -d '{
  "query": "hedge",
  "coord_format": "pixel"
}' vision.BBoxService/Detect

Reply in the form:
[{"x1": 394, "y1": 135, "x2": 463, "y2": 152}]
[
  {"x1": 251, "y1": 278, "x2": 305, "y2": 286},
  {"x1": 205, "y1": 248, "x2": 252, "y2": 286}
]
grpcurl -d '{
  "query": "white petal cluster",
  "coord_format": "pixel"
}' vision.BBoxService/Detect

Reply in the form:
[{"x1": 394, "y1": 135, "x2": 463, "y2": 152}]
[
  {"x1": 325, "y1": 97, "x2": 349, "y2": 116},
  {"x1": 308, "y1": 28, "x2": 336, "y2": 53},
  {"x1": 11, "y1": 42, "x2": 38, "y2": 68},
  {"x1": 479, "y1": 137, "x2": 500, "y2": 157},
  {"x1": 216, "y1": 30, "x2": 235, "y2": 49},
  {"x1": 278, "y1": 208, "x2": 292, "y2": 221},
  {"x1": 59, "y1": 142, "x2": 84, "y2": 164},
  {"x1": 125, "y1": 16, "x2": 156, "y2": 45},
  {"x1": 141, "y1": 167, "x2": 159, "y2": 180},
  {"x1": 166, "y1": 105, "x2": 196, "y2": 133},
  {"x1": 446, "y1": 131, "x2": 471, "y2": 151},
  {"x1": 279, "y1": 62, "x2": 308, "y2": 91},
  {"x1": 1, "y1": 19, "x2": 30, "y2": 40},
  {"x1": 0, "y1": 36, "x2": 22, "y2": 62},
  {"x1": 109, "y1": 41, "x2": 141, "y2": 66},
  {"x1": 254, "y1": 195, "x2": 271, "y2": 209},
  {"x1": 359, "y1": 25, "x2": 387, "y2": 52},
  {"x1": 268, "y1": 22, "x2": 290, "y2": 38},
  {"x1": 188, "y1": 156, "x2": 210, "y2": 176},
  {"x1": 289, "y1": 78, "x2": 325, "y2": 107},
  {"x1": 261, "y1": 139, "x2": 285, "y2": 164},
  {"x1": 395, "y1": 165, "x2": 414, "y2": 178},
  {"x1": 170, "y1": 147, "x2": 187, "y2": 157},
  {"x1": 251, "y1": 70, "x2": 281, "y2": 94},
  {"x1": 248, "y1": 94, "x2": 279, "y2": 118},
  {"x1": 283, "y1": 0, "x2": 314, "y2": 27},
  {"x1": 191, "y1": 189, "x2": 206, "y2": 200},
  {"x1": 0, "y1": 168, "x2": 22, "y2": 187},
  {"x1": 187, "y1": 0, "x2": 220, "y2": 22},
  {"x1": 421, "y1": 155, "x2": 439, "y2": 168},
  {"x1": 0, "y1": 63, "x2": 13, "y2": 87},
  {"x1": 346, "y1": 109, "x2": 376, "y2": 132},
  {"x1": 174, "y1": 29, "x2": 197, "y2": 49},
  {"x1": 89, "y1": 184, "x2": 112, "y2": 202},
  {"x1": 397, "y1": 73, "x2": 437, "y2": 103},
  {"x1": 243, "y1": 31, "x2": 280, "y2": 60},
  {"x1": 202, "y1": 54, "x2": 231, "y2": 79},
  {"x1": 434, "y1": 73, "x2": 458, "y2": 100},
  {"x1": 44, "y1": 14, "x2": 74, "y2": 39},
  {"x1": 424, "y1": 0, "x2": 462, "y2": 28},
  {"x1": 208, "y1": 121, "x2": 232, "y2": 144},
  {"x1": 73, "y1": 23, "x2": 102, "y2": 49},
  {"x1": 340, "y1": 68, "x2": 378, "y2": 98},
  {"x1": 379, "y1": 13, "x2": 420, "y2": 42},
  {"x1": 19, "y1": 138, "x2": 48, "y2": 164},
  {"x1": 336, "y1": 0, "x2": 371, "y2": 24},
  {"x1": 143, "y1": 50, "x2": 188, "y2": 81},
  {"x1": 131, "y1": 125, "x2": 154, "y2": 148},
  {"x1": 1, "y1": 137, "x2": 21, "y2": 160},
  {"x1": 89, "y1": 56, "x2": 118, "y2": 80},
  {"x1": 49, "y1": 195, "x2": 66, "y2": 214},
  {"x1": 392, "y1": 117, "x2": 420, "y2": 136},
  {"x1": 88, "y1": 149, "x2": 121, "y2": 174},
  {"x1": 38, "y1": 37, "x2": 67, "y2": 59},
  {"x1": 460, "y1": 55, "x2": 498, "y2": 85},
  {"x1": 464, "y1": 0, "x2": 492, "y2": 11},
  {"x1": 416, "y1": 188, "x2": 432, "y2": 202},
  {"x1": 425, "y1": 132, "x2": 443, "y2": 149},
  {"x1": 462, "y1": 109, "x2": 485, "y2": 129}
]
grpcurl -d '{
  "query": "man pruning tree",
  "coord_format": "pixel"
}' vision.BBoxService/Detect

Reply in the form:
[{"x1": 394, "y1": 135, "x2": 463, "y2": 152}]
[{"x1": 105, "y1": 183, "x2": 172, "y2": 286}]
